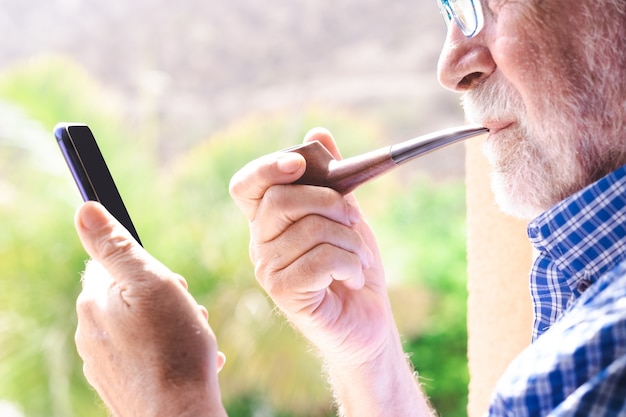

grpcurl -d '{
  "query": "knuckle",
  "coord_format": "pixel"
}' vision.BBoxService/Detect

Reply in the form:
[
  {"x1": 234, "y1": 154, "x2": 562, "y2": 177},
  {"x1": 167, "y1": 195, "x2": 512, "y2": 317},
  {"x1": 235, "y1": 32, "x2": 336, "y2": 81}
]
[
  {"x1": 253, "y1": 257, "x2": 271, "y2": 285},
  {"x1": 300, "y1": 215, "x2": 327, "y2": 239},
  {"x1": 261, "y1": 185, "x2": 280, "y2": 208},
  {"x1": 249, "y1": 238, "x2": 259, "y2": 263},
  {"x1": 171, "y1": 273, "x2": 188, "y2": 290},
  {"x1": 299, "y1": 215, "x2": 348, "y2": 247},
  {"x1": 76, "y1": 291, "x2": 95, "y2": 316},
  {"x1": 74, "y1": 327, "x2": 83, "y2": 351},
  {"x1": 263, "y1": 185, "x2": 299, "y2": 215},
  {"x1": 228, "y1": 171, "x2": 247, "y2": 199},
  {"x1": 228, "y1": 174, "x2": 239, "y2": 197},
  {"x1": 96, "y1": 230, "x2": 134, "y2": 263},
  {"x1": 254, "y1": 259, "x2": 283, "y2": 295}
]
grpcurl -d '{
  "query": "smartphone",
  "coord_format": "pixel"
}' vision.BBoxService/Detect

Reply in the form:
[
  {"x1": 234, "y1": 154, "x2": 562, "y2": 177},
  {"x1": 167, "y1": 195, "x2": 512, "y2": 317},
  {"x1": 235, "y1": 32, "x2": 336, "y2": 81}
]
[{"x1": 54, "y1": 123, "x2": 142, "y2": 246}]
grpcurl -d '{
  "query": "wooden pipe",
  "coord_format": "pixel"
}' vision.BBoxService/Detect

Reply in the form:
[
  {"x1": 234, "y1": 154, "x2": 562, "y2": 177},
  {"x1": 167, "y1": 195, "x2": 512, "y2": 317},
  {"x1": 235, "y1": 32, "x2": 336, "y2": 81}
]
[{"x1": 285, "y1": 124, "x2": 488, "y2": 195}]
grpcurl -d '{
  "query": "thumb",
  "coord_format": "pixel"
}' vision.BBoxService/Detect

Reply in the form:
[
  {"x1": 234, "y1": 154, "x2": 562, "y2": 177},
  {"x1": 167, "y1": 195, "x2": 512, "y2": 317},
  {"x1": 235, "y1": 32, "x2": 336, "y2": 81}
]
[{"x1": 75, "y1": 201, "x2": 160, "y2": 283}]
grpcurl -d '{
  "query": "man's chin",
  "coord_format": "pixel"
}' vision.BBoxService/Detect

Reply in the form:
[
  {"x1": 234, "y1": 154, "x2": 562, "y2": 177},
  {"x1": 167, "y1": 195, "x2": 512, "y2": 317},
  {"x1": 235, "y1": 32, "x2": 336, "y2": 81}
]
[{"x1": 491, "y1": 175, "x2": 544, "y2": 220}]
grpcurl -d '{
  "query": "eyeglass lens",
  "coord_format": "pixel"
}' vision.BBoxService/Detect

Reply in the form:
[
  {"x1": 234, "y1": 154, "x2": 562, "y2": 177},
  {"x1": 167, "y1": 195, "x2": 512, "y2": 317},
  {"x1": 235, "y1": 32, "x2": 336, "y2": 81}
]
[{"x1": 438, "y1": 0, "x2": 484, "y2": 38}]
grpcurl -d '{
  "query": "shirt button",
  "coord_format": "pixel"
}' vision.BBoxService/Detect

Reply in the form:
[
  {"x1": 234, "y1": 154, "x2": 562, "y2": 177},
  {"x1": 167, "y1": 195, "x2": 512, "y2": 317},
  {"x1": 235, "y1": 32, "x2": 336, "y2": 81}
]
[{"x1": 576, "y1": 279, "x2": 592, "y2": 293}]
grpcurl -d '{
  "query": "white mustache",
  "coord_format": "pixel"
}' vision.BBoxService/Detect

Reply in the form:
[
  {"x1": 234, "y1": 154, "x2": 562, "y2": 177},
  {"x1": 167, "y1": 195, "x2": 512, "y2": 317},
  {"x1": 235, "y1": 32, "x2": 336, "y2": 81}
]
[{"x1": 460, "y1": 78, "x2": 525, "y2": 127}]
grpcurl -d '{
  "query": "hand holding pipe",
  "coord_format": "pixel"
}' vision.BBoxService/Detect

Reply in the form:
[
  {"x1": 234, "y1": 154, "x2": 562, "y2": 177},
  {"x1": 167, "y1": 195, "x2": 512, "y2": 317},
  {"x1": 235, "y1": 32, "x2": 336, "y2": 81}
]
[{"x1": 285, "y1": 124, "x2": 488, "y2": 195}]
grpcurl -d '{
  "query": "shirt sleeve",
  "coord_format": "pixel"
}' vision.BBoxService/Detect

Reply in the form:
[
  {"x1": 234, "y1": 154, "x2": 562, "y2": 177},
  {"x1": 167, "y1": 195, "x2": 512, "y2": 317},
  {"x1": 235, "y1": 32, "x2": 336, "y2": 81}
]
[
  {"x1": 485, "y1": 261, "x2": 626, "y2": 417},
  {"x1": 547, "y1": 353, "x2": 626, "y2": 416}
]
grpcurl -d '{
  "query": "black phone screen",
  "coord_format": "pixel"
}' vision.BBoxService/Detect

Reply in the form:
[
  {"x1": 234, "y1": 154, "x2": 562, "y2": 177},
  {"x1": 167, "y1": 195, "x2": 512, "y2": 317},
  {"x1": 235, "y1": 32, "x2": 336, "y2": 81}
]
[{"x1": 55, "y1": 123, "x2": 142, "y2": 246}]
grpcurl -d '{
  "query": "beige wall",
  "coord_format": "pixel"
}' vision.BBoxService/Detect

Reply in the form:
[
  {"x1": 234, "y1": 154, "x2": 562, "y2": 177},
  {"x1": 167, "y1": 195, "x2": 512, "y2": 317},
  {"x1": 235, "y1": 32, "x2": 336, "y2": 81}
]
[{"x1": 465, "y1": 138, "x2": 534, "y2": 416}]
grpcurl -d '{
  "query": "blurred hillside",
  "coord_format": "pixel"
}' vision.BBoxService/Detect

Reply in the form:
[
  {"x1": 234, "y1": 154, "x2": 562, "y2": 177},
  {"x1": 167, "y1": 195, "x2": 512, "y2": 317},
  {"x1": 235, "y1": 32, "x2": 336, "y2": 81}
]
[
  {"x1": 0, "y1": 2, "x2": 472, "y2": 415},
  {"x1": 0, "y1": 0, "x2": 465, "y2": 173}
]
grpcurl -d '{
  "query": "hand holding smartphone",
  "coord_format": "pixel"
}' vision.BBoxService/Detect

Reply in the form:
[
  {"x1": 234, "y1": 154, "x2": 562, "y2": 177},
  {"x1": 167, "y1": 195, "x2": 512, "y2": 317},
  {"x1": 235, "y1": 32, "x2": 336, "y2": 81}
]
[{"x1": 54, "y1": 123, "x2": 142, "y2": 246}]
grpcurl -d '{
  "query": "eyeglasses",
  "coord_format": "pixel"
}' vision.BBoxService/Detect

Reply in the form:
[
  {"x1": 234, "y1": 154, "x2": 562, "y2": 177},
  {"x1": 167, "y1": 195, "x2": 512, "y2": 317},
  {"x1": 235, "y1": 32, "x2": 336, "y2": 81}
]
[{"x1": 437, "y1": 0, "x2": 485, "y2": 38}]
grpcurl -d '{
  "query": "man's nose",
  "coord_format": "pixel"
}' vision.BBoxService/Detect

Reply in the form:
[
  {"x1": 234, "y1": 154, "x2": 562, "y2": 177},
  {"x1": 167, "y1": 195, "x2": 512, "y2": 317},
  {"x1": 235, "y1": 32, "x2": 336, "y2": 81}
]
[{"x1": 437, "y1": 24, "x2": 495, "y2": 92}]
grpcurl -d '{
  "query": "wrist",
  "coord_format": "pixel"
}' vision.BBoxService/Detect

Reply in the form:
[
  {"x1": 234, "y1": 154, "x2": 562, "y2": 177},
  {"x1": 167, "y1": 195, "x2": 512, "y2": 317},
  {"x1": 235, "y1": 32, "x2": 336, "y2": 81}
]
[
  {"x1": 107, "y1": 379, "x2": 227, "y2": 417},
  {"x1": 158, "y1": 382, "x2": 227, "y2": 417},
  {"x1": 142, "y1": 395, "x2": 228, "y2": 417},
  {"x1": 323, "y1": 327, "x2": 432, "y2": 417}
]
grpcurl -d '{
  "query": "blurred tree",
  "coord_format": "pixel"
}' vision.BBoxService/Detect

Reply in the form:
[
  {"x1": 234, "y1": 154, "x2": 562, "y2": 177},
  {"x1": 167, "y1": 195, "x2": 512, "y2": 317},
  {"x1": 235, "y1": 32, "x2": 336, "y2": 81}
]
[
  {"x1": 0, "y1": 56, "x2": 468, "y2": 417},
  {"x1": 0, "y1": 57, "x2": 127, "y2": 417}
]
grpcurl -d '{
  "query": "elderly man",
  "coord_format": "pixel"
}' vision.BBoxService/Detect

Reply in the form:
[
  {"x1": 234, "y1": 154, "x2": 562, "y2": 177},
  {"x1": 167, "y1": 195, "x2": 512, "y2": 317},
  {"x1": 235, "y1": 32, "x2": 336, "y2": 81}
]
[{"x1": 74, "y1": 0, "x2": 626, "y2": 416}]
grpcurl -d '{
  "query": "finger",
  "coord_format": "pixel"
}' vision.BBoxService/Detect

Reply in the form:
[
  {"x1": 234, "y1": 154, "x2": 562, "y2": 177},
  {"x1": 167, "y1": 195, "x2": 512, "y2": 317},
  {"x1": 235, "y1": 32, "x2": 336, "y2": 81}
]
[
  {"x1": 252, "y1": 213, "x2": 371, "y2": 278},
  {"x1": 229, "y1": 151, "x2": 306, "y2": 222},
  {"x1": 253, "y1": 184, "x2": 361, "y2": 244},
  {"x1": 303, "y1": 127, "x2": 344, "y2": 161},
  {"x1": 177, "y1": 275, "x2": 189, "y2": 290},
  {"x1": 262, "y1": 242, "x2": 366, "y2": 308},
  {"x1": 75, "y1": 296, "x2": 96, "y2": 361},
  {"x1": 75, "y1": 261, "x2": 119, "y2": 347},
  {"x1": 216, "y1": 351, "x2": 226, "y2": 373},
  {"x1": 81, "y1": 363, "x2": 97, "y2": 389},
  {"x1": 199, "y1": 305, "x2": 209, "y2": 321},
  {"x1": 303, "y1": 128, "x2": 368, "y2": 212},
  {"x1": 74, "y1": 201, "x2": 171, "y2": 286},
  {"x1": 79, "y1": 259, "x2": 112, "y2": 293}
]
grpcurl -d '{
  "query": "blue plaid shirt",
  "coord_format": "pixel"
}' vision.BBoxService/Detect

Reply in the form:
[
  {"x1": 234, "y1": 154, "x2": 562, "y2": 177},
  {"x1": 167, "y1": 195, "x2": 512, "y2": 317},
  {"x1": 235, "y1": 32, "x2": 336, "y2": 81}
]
[
  {"x1": 528, "y1": 165, "x2": 626, "y2": 341},
  {"x1": 487, "y1": 165, "x2": 626, "y2": 416}
]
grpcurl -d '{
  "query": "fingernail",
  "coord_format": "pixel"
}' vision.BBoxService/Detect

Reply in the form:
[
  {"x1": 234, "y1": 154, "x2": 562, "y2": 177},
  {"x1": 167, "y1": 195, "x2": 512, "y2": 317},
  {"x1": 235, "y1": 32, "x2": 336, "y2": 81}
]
[
  {"x1": 276, "y1": 153, "x2": 303, "y2": 174},
  {"x1": 80, "y1": 202, "x2": 108, "y2": 231}
]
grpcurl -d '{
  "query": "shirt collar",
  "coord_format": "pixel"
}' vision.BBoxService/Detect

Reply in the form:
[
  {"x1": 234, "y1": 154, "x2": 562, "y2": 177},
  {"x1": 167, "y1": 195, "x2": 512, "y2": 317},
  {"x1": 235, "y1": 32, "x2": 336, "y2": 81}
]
[{"x1": 528, "y1": 164, "x2": 626, "y2": 293}]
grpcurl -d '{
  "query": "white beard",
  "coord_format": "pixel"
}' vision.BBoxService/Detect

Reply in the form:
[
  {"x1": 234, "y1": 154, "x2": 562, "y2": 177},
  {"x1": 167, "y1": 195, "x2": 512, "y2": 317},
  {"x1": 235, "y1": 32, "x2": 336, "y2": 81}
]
[{"x1": 465, "y1": 82, "x2": 626, "y2": 221}]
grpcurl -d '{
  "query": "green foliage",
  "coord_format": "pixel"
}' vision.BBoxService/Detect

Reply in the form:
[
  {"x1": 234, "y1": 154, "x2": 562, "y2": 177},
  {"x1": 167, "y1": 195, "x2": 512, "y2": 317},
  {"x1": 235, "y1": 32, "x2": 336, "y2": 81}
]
[
  {"x1": 361, "y1": 175, "x2": 469, "y2": 416},
  {"x1": 0, "y1": 57, "x2": 468, "y2": 417},
  {"x1": 0, "y1": 56, "x2": 149, "y2": 417}
]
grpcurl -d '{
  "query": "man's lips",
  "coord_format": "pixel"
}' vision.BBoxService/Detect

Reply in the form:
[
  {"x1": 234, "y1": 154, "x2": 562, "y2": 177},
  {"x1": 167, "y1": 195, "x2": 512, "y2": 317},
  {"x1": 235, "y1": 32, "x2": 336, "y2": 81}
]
[{"x1": 482, "y1": 121, "x2": 514, "y2": 136}]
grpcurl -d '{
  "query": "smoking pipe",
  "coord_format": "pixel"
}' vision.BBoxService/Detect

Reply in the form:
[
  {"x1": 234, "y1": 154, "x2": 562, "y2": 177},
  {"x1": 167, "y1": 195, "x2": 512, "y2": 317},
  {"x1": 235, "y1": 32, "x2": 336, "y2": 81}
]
[{"x1": 285, "y1": 124, "x2": 488, "y2": 195}]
